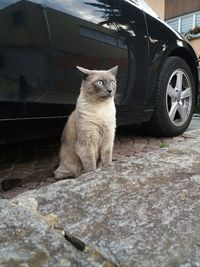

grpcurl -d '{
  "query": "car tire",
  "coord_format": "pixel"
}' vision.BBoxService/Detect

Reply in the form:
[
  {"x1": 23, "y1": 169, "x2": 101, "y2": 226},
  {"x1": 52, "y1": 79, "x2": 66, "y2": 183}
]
[{"x1": 144, "y1": 56, "x2": 196, "y2": 137}]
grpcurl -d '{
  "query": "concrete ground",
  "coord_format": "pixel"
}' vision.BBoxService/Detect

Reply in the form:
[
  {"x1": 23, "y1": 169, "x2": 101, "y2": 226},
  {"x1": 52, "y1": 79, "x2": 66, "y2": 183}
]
[
  {"x1": 1, "y1": 125, "x2": 200, "y2": 267},
  {"x1": 187, "y1": 114, "x2": 200, "y2": 131},
  {"x1": 1, "y1": 116, "x2": 200, "y2": 199}
]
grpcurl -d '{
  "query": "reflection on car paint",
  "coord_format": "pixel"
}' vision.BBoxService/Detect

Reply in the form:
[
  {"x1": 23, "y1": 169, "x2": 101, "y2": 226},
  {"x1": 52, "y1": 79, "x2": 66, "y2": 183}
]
[{"x1": 0, "y1": 0, "x2": 148, "y2": 110}]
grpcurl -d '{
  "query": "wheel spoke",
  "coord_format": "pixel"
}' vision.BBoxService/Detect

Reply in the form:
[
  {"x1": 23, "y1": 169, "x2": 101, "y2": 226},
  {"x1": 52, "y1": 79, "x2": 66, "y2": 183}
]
[
  {"x1": 178, "y1": 104, "x2": 188, "y2": 122},
  {"x1": 167, "y1": 84, "x2": 178, "y2": 98},
  {"x1": 175, "y1": 71, "x2": 183, "y2": 92},
  {"x1": 181, "y1": 88, "x2": 191, "y2": 100},
  {"x1": 169, "y1": 102, "x2": 178, "y2": 121}
]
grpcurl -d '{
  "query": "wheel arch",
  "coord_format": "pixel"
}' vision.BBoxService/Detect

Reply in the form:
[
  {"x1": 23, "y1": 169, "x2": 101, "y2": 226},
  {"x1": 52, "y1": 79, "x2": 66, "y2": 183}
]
[
  {"x1": 144, "y1": 55, "x2": 196, "y2": 137},
  {"x1": 167, "y1": 47, "x2": 199, "y2": 102},
  {"x1": 146, "y1": 44, "x2": 199, "y2": 107}
]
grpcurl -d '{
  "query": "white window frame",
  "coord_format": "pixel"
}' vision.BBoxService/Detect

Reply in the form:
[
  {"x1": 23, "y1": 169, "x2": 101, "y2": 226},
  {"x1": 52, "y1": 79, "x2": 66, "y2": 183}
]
[{"x1": 166, "y1": 10, "x2": 200, "y2": 35}]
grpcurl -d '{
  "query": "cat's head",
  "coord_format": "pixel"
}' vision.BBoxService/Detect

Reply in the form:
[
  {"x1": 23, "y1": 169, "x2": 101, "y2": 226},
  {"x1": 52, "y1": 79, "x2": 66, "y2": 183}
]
[{"x1": 76, "y1": 66, "x2": 118, "y2": 100}]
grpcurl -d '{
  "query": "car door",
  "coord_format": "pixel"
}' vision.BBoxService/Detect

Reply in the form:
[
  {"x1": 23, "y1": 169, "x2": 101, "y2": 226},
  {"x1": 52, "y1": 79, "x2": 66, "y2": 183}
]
[
  {"x1": 0, "y1": 1, "x2": 28, "y2": 122},
  {"x1": 37, "y1": 0, "x2": 149, "y2": 123},
  {"x1": 117, "y1": 0, "x2": 149, "y2": 106},
  {"x1": 0, "y1": 0, "x2": 149, "y2": 133},
  {"x1": 30, "y1": 0, "x2": 132, "y2": 115}
]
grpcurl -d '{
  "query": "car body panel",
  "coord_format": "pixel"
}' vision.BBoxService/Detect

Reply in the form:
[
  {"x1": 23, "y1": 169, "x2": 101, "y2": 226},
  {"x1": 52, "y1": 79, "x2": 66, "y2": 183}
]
[
  {"x1": 0, "y1": 0, "x2": 198, "y2": 143},
  {"x1": 145, "y1": 13, "x2": 198, "y2": 103}
]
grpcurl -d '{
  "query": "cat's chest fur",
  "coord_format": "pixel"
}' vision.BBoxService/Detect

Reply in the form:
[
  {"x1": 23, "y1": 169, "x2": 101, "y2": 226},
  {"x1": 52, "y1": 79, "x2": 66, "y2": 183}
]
[{"x1": 77, "y1": 96, "x2": 116, "y2": 130}]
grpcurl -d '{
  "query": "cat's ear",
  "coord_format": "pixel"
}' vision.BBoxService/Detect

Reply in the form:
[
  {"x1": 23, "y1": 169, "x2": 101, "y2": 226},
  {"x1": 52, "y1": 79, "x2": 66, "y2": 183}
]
[
  {"x1": 108, "y1": 66, "x2": 118, "y2": 77},
  {"x1": 76, "y1": 66, "x2": 91, "y2": 80}
]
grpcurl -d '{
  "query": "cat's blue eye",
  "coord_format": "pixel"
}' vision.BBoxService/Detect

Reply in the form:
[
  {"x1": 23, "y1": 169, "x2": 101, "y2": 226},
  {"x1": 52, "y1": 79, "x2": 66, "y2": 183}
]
[
  {"x1": 111, "y1": 81, "x2": 115, "y2": 86},
  {"x1": 97, "y1": 80, "x2": 103, "y2": 86}
]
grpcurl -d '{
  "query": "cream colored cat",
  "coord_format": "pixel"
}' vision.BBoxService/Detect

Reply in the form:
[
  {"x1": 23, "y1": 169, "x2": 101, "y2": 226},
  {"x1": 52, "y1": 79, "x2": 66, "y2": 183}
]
[{"x1": 54, "y1": 66, "x2": 118, "y2": 179}]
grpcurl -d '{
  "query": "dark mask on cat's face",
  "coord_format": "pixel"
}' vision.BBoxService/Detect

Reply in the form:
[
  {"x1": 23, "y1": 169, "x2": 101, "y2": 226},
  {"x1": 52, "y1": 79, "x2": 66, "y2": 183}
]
[{"x1": 77, "y1": 66, "x2": 118, "y2": 100}]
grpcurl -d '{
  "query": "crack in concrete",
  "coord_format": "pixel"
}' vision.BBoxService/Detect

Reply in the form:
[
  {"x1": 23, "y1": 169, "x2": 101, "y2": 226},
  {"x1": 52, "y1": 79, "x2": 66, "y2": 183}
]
[
  {"x1": 63, "y1": 231, "x2": 85, "y2": 252},
  {"x1": 60, "y1": 228, "x2": 121, "y2": 267},
  {"x1": 13, "y1": 198, "x2": 122, "y2": 266}
]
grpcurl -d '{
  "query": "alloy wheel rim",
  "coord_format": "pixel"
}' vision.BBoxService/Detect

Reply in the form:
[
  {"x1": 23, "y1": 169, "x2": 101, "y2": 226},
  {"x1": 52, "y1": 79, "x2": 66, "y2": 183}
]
[{"x1": 166, "y1": 69, "x2": 192, "y2": 127}]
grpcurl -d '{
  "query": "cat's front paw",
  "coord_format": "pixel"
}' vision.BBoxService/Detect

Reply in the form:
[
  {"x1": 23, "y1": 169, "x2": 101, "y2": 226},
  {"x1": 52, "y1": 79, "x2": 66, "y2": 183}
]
[{"x1": 54, "y1": 169, "x2": 74, "y2": 180}]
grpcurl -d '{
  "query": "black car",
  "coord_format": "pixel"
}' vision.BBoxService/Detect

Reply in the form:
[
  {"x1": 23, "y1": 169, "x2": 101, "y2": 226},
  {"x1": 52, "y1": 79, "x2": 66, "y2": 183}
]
[{"x1": 0, "y1": 0, "x2": 199, "y2": 143}]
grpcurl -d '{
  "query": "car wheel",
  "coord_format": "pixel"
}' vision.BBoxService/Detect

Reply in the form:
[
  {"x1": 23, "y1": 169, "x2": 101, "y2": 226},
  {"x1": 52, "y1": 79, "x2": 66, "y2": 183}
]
[{"x1": 145, "y1": 56, "x2": 196, "y2": 137}]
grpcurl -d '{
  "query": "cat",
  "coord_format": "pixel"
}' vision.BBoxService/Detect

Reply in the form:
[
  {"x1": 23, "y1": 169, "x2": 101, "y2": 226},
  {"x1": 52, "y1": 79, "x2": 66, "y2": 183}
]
[{"x1": 54, "y1": 65, "x2": 118, "y2": 179}]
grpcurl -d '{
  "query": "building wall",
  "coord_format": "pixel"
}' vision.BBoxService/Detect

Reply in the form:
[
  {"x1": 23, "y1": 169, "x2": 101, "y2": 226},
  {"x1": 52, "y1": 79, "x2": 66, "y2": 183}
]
[
  {"x1": 190, "y1": 39, "x2": 200, "y2": 58},
  {"x1": 165, "y1": 0, "x2": 200, "y2": 19},
  {"x1": 146, "y1": 0, "x2": 165, "y2": 20}
]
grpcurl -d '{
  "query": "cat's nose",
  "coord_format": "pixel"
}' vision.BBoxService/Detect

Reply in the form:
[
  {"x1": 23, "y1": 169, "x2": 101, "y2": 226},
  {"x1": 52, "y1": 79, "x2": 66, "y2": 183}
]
[{"x1": 107, "y1": 88, "x2": 112, "y2": 94}]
